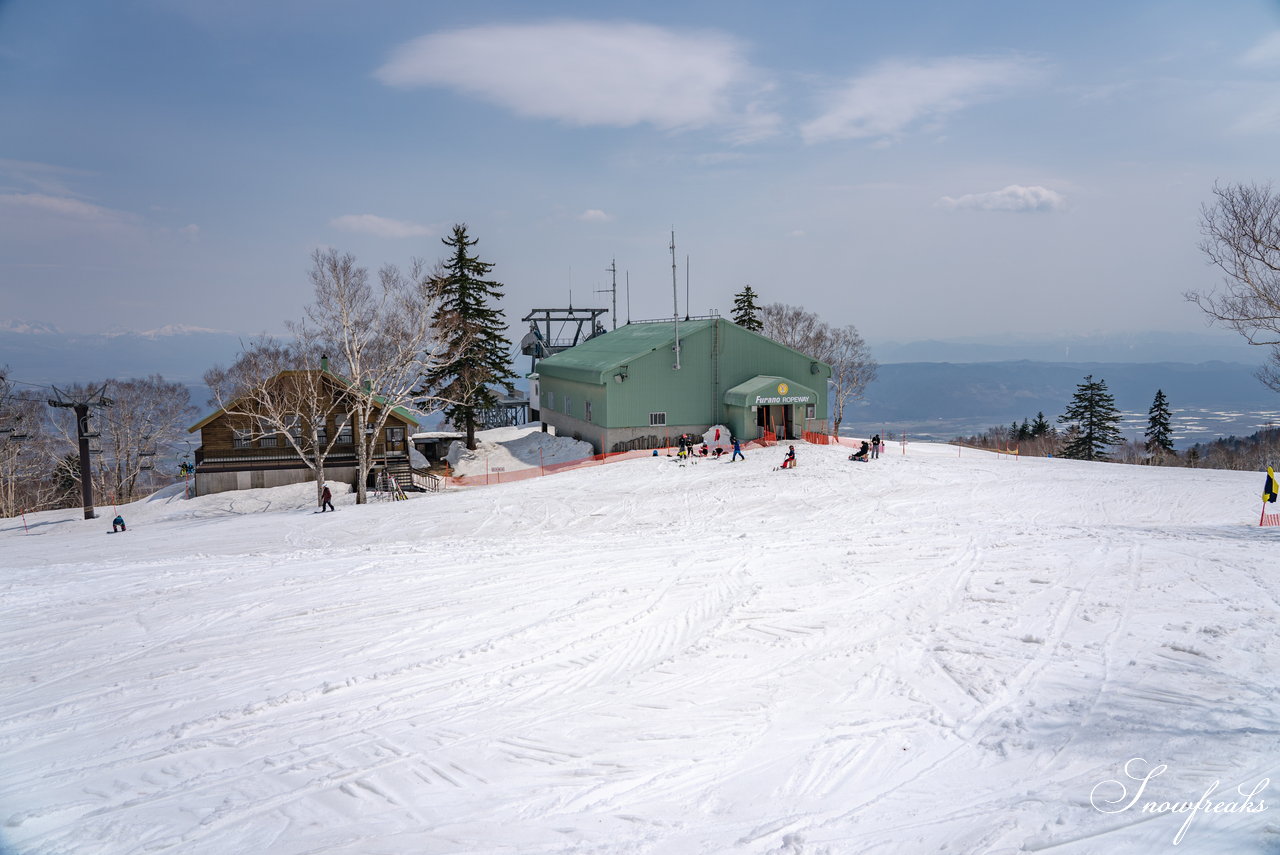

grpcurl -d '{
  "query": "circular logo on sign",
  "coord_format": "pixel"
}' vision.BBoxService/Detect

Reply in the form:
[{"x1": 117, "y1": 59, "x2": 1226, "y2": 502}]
[{"x1": 777, "y1": 382, "x2": 789, "y2": 395}]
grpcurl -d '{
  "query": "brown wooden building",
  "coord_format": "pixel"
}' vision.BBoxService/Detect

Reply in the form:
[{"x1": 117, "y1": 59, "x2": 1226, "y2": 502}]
[{"x1": 187, "y1": 369, "x2": 421, "y2": 497}]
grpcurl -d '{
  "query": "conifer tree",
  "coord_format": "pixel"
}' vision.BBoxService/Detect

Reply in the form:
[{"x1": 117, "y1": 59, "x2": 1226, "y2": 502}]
[
  {"x1": 1058, "y1": 375, "x2": 1123, "y2": 461},
  {"x1": 1144, "y1": 388, "x2": 1175, "y2": 461},
  {"x1": 731, "y1": 285, "x2": 763, "y2": 332},
  {"x1": 419, "y1": 224, "x2": 516, "y2": 450},
  {"x1": 1030, "y1": 411, "x2": 1052, "y2": 438}
]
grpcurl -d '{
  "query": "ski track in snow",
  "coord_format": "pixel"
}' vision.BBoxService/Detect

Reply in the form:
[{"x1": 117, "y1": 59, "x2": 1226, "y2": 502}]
[{"x1": 2, "y1": 440, "x2": 1280, "y2": 854}]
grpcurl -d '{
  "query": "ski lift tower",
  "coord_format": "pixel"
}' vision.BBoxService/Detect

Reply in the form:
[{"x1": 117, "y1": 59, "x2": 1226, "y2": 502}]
[
  {"x1": 520, "y1": 306, "x2": 609, "y2": 372},
  {"x1": 48, "y1": 383, "x2": 113, "y2": 520}
]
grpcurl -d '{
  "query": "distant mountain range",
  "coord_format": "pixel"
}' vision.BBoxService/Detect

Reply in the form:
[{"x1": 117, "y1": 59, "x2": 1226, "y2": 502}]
[
  {"x1": 0, "y1": 322, "x2": 248, "y2": 410},
  {"x1": 869, "y1": 330, "x2": 1264, "y2": 365},
  {"x1": 852, "y1": 361, "x2": 1279, "y2": 447}
]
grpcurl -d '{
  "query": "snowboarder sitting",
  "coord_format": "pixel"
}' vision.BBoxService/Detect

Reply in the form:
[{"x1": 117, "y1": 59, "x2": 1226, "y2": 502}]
[
  {"x1": 112, "y1": 515, "x2": 126, "y2": 532},
  {"x1": 780, "y1": 445, "x2": 797, "y2": 469},
  {"x1": 849, "y1": 440, "x2": 870, "y2": 462},
  {"x1": 320, "y1": 485, "x2": 335, "y2": 512},
  {"x1": 698, "y1": 443, "x2": 709, "y2": 457},
  {"x1": 712, "y1": 446, "x2": 725, "y2": 458}
]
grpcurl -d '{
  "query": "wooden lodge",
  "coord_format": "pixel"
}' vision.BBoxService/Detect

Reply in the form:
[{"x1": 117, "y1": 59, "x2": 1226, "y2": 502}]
[{"x1": 187, "y1": 367, "x2": 430, "y2": 497}]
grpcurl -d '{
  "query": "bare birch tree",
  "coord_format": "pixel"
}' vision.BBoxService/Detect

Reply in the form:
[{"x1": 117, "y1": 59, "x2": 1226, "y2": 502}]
[
  {"x1": 762, "y1": 304, "x2": 878, "y2": 435},
  {"x1": 204, "y1": 336, "x2": 347, "y2": 506},
  {"x1": 294, "y1": 248, "x2": 461, "y2": 504},
  {"x1": 827, "y1": 325, "x2": 878, "y2": 435},
  {"x1": 1188, "y1": 181, "x2": 1280, "y2": 390},
  {"x1": 47, "y1": 376, "x2": 195, "y2": 504},
  {"x1": 762, "y1": 303, "x2": 834, "y2": 358},
  {"x1": 0, "y1": 369, "x2": 62, "y2": 517}
]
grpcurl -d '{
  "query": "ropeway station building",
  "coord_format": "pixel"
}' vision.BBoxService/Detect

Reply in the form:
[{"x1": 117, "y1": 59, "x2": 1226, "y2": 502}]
[{"x1": 530, "y1": 316, "x2": 832, "y2": 454}]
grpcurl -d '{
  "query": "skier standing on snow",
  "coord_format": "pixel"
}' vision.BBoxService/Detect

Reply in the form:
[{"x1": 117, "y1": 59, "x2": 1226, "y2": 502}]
[
  {"x1": 320, "y1": 485, "x2": 334, "y2": 512},
  {"x1": 731, "y1": 436, "x2": 744, "y2": 462},
  {"x1": 870, "y1": 434, "x2": 881, "y2": 460}
]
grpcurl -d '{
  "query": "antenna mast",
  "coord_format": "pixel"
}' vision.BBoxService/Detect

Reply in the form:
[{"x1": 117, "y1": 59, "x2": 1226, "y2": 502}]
[
  {"x1": 670, "y1": 230, "x2": 681, "y2": 370},
  {"x1": 597, "y1": 259, "x2": 618, "y2": 330}
]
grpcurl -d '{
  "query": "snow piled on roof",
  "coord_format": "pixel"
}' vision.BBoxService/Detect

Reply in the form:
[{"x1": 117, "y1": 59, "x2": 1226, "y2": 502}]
[{"x1": 2, "y1": 439, "x2": 1278, "y2": 854}]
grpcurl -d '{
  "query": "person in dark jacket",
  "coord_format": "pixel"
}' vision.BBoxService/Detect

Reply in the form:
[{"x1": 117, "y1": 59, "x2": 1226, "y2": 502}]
[
  {"x1": 870, "y1": 434, "x2": 881, "y2": 459},
  {"x1": 112, "y1": 515, "x2": 126, "y2": 532},
  {"x1": 321, "y1": 485, "x2": 334, "y2": 512}
]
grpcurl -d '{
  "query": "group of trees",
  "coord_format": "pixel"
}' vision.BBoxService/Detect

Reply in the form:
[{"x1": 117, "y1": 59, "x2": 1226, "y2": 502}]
[
  {"x1": 732, "y1": 289, "x2": 879, "y2": 435},
  {"x1": 954, "y1": 380, "x2": 1178, "y2": 464},
  {"x1": 205, "y1": 224, "x2": 514, "y2": 506},
  {"x1": 0, "y1": 370, "x2": 196, "y2": 517}
]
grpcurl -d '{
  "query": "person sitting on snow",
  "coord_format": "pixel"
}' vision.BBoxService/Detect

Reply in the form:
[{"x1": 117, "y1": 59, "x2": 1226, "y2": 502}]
[
  {"x1": 780, "y1": 445, "x2": 797, "y2": 469},
  {"x1": 849, "y1": 440, "x2": 870, "y2": 462},
  {"x1": 698, "y1": 443, "x2": 709, "y2": 457},
  {"x1": 112, "y1": 515, "x2": 126, "y2": 532}
]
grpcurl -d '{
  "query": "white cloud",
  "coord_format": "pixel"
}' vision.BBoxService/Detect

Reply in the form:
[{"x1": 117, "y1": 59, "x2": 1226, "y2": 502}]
[
  {"x1": 0, "y1": 192, "x2": 139, "y2": 228},
  {"x1": 1241, "y1": 32, "x2": 1280, "y2": 67},
  {"x1": 329, "y1": 214, "x2": 432, "y2": 238},
  {"x1": 936, "y1": 184, "x2": 1066, "y2": 213},
  {"x1": 376, "y1": 21, "x2": 778, "y2": 138},
  {"x1": 579, "y1": 209, "x2": 613, "y2": 222},
  {"x1": 801, "y1": 55, "x2": 1041, "y2": 144}
]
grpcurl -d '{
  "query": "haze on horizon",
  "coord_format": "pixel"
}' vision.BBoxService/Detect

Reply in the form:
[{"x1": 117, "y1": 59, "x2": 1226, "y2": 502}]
[{"x1": 3, "y1": 1, "x2": 1280, "y2": 346}]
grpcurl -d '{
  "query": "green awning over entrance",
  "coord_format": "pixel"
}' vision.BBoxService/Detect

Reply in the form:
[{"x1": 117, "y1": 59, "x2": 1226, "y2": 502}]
[{"x1": 723, "y1": 375, "x2": 819, "y2": 408}]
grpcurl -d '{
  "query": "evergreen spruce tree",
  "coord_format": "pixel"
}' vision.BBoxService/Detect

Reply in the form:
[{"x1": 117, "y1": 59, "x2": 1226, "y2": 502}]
[
  {"x1": 1030, "y1": 411, "x2": 1052, "y2": 438},
  {"x1": 1008, "y1": 420, "x2": 1020, "y2": 445},
  {"x1": 1018, "y1": 418, "x2": 1031, "y2": 441},
  {"x1": 419, "y1": 224, "x2": 516, "y2": 450},
  {"x1": 1144, "y1": 388, "x2": 1175, "y2": 461},
  {"x1": 731, "y1": 285, "x2": 763, "y2": 332},
  {"x1": 1058, "y1": 375, "x2": 1123, "y2": 461}
]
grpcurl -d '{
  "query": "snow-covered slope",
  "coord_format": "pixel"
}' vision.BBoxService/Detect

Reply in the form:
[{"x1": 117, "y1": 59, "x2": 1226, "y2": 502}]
[{"x1": 2, "y1": 438, "x2": 1278, "y2": 854}]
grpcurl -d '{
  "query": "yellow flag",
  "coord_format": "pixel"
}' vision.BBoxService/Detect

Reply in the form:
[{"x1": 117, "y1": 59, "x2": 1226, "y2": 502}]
[{"x1": 1265, "y1": 467, "x2": 1278, "y2": 503}]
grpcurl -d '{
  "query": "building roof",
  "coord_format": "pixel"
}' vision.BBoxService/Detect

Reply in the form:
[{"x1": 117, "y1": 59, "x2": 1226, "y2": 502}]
[
  {"x1": 534, "y1": 319, "x2": 718, "y2": 383},
  {"x1": 723, "y1": 375, "x2": 820, "y2": 408},
  {"x1": 188, "y1": 367, "x2": 419, "y2": 433}
]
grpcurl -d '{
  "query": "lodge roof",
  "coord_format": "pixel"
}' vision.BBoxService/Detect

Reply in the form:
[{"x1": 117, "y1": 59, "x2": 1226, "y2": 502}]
[{"x1": 188, "y1": 367, "x2": 419, "y2": 433}]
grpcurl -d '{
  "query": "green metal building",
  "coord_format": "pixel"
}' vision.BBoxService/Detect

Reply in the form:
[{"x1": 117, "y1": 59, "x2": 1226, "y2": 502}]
[{"x1": 531, "y1": 317, "x2": 832, "y2": 453}]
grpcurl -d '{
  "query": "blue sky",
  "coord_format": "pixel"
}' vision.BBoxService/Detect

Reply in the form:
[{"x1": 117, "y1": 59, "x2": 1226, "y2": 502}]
[{"x1": 2, "y1": 0, "x2": 1280, "y2": 346}]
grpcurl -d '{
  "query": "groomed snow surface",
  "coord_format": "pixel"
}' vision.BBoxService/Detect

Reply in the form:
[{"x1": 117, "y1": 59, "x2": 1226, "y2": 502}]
[{"x1": 3, "y1": 428, "x2": 1280, "y2": 854}]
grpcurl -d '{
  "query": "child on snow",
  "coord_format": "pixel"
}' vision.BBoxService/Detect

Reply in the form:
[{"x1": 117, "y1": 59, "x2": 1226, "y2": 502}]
[
  {"x1": 780, "y1": 445, "x2": 797, "y2": 469},
  {"x1": 112, "y1": 515, "x2": 126, "y2": 532}
]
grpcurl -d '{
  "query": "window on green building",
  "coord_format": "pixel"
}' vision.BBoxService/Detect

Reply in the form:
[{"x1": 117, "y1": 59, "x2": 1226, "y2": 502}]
[
  {"x1": 649, "y1": 412, "x2": 666, "y2": 426},
  {"x1": 585, "y1": 401, "x2": 593, "y2": 423}
]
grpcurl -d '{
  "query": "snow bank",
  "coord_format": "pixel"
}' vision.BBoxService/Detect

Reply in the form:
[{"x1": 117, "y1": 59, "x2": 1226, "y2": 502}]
[
  {"x1": 444, "y1": 423, "x2": 595, "y2": 477},
  {"x1": 2, "y1": 441, "x2": 1278, "y2": 854}
]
